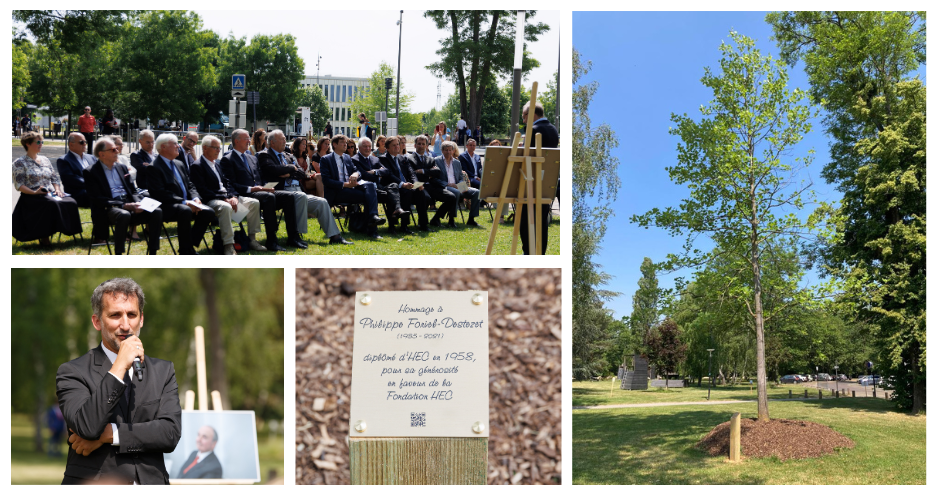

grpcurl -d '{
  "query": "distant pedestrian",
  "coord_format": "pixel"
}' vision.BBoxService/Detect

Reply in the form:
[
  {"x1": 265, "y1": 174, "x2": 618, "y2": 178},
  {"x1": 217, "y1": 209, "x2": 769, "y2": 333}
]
[
  {"x1": 456, "y1": 115, "x2": 467, "y2": 145},
  {"x1": 324, "y1": 122, "x2": 333, "y2": 139},
  {"x1": 47, "y1": 405, "x2": 65, "y2": 457},
  {"x1": 100, "y1": 109, "x2": 119, "y2": 135},
  {"x1": 78, "y1": 106, "x2": 95, "y2": 145}
]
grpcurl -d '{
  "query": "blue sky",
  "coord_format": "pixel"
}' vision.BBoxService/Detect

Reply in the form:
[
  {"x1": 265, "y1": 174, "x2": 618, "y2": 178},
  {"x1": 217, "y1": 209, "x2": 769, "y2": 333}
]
[{"x1": 574, "y1": 11, "x2": 845, "y2": 319}]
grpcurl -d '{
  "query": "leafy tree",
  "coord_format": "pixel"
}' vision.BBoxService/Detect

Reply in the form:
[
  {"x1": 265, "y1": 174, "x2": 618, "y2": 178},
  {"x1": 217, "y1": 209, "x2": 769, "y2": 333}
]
[
  {"x1": 13, "y1": 10, "x2": 135, "y2": 53},
  {"x1": 768, "y1": 10, "x2": 927, "y2": 414},
  {"x1": 12, "y1": 38, "x2": 30, "y2": 109},
  {"x1": 347, "y1": 61, "x2": 420, "y2": 136},
  {"x1": 572, "y1": 49, "x2": 620, "y2": 380},
  {"x1": 632, "y1": 32, "x2": 817, "y2": 421},
  {"x1": 424, "y1": 10, "x2": 549, "y2": 131},
  {"x1": 119, "y1": 11, "x2": 216, "y2": 123},
  {"x1": 629, "y1": 258, "x2": 660, "y2": 352},
  {"x1": 645, "y1": 319, "x2": 688, "y2": 389},
  {"x1": 295, "y1": 85, "x2": 331, "y2": 137}
]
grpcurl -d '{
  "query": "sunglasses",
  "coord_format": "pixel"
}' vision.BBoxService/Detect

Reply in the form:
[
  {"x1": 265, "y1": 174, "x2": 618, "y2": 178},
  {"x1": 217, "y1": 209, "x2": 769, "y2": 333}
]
[{"x1": 34, "y1": 141, "x2": 44, "y2": 145}]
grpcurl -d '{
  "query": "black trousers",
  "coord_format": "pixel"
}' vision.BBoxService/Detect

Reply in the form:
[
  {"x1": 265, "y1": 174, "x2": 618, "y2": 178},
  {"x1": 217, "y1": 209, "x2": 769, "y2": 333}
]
[
  {"x1": 400, "y1": 186, "x2": 428, "y2": 226},
  {"x1": 106, "y1": 206, "x2": 163, "y2": 254},
  {"x1": 519, "y1": 204, "x2": 551, "y2": 255},
  {"x1": 161, "y1": 203, "x2": 212, "y2": 254},
  {"x1": 426, "y1": 186, "x2": 457, "y2": 223},
  {"x1": 244, "y1": 190, "x2": 298, "y2": 242}
]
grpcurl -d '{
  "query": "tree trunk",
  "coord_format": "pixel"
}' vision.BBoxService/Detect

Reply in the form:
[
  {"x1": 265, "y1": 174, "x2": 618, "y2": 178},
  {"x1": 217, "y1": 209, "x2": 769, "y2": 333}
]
[
  {"x1": 468, "y1": 12, "x2": 501, "y2": 130},
  {"x1": 448, "y1": 11, "x2": 468, "y2": 122},
  {"x1": 911, "y1": 345, "x2": 926, "y2": 414},
  {"x1": 752, "y1": 169, "x2": 770, "y2": 422},
  {"x1": 33, "y1": 342, "x2": 46, "y2": 453},
  {"x1": 200, "y1": 269, "x2": 230, "y2": 409}
]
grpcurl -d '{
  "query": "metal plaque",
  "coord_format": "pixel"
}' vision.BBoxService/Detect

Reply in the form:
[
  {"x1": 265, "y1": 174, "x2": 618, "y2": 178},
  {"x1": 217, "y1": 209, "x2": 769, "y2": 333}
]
[{"x1": 349, "y1": 291, "x2": 489, "y2": 437}]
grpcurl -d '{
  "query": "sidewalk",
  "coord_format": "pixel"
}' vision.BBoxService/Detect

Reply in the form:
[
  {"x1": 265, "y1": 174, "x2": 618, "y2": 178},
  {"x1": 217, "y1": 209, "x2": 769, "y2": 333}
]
[{"x1": 574, "y1": 397, "x2": 843, "y2": 410}]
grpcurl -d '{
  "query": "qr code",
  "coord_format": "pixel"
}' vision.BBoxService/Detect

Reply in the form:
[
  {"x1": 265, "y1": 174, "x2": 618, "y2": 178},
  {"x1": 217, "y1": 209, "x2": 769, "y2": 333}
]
[{"x1": 411, "y1": 412, "x2": 426, "y2": 427}]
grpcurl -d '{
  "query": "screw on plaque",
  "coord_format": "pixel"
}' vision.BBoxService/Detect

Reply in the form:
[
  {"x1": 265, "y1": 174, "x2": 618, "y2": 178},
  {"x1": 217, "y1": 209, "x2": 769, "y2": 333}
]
[
  {"x1": 360, "y1": 294, "x2": 371, "y2": 305},
  {"x1": 471, "y1": 293, "x2": 484, "y2": 305},
  {"x1": 472, "y1": 422, "x2": 485, "y2": 434},
  {"x1": 354, "y1": 420, "x2": 367, "y2": 433}
]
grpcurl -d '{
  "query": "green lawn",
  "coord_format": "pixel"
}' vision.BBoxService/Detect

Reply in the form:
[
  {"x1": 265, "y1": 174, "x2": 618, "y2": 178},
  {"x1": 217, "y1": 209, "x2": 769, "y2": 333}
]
[
  {"x1": 12, "y1": 204, "x2": 560, "y2": 255},
  {"x1": 573, "y1": 380, "x2": 819, "y2": 407},
  {"x1": 11, "y1": 413, "x2": 283, "y2": 484},
  {"x1": 572, "y1": 398, "x2": 925, "y2": 484}
]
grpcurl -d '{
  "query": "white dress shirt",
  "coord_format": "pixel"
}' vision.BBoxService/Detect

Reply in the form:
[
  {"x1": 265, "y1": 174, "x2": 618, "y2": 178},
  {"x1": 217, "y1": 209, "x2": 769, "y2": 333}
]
[{"x1": 100, "y1": 343, "x2": 125, "y2": 446}]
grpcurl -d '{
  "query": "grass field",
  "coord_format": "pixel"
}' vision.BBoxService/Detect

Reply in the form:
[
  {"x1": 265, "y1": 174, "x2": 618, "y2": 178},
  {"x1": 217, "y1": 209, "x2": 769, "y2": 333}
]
[
  {"x1": 12, "y1": 204, "x2": 560, "y2": 255},
  {"x1": 573, "y1": 381, "x2": 825, "y2": 407},
  {"x1": 572, "y1": 396, "x2": 925, "y2": 484},
  {"x1": 11, "y1": 413, "x2": 284, "y2": 484}
]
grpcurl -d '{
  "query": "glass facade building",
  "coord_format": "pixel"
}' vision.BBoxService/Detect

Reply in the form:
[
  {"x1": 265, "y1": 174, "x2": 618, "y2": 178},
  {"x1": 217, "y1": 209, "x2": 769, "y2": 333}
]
[{"x1": 301, "y1": 74, "x2": 369, "y2": 138}]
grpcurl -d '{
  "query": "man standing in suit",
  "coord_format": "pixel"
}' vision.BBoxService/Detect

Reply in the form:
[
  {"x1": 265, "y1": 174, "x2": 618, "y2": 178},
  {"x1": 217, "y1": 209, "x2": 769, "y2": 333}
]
[
  {"x1": 190, "y1": 135, "x2": 264, "y2": 255},
  {"x1": 320, "y1": 134, "x2": 386, "y2": 239},
  {"x1": 519, "y1": 101, "x2": 559, "y2": 255},
  {"x1": 220, "y1": 129, "x2": 301, "y2": 252},
  {"x1": 353, "y1": 137, "x2": 408, "y2": 234},
  {"x1": 458, "y1": 139, "x2": 483, "y2": 189},
  {"x1": 56, "y1": 278, "x2": 181, "y2": 484},
  {"x1": 78, "y1": 106, "x2": 96, "y2": 147},
  {"x1": 378, "y1": 136, "x2": 428, "y2": 233},
  {"x1": 429, "y1": 141, "x2": 481, "y2": 228},
  {"x1": 406, "y1": 135, "x2": 455, "y2": 228},
  {"x1": 84, "y1": 137, "x2": 162, "y2": 255},
  {"x1": 147, "y1": 133, "x2": 213, "y2": 255},
  {"x1": 175, "y1": 131, "x2": 199, "y2": 175},
  {"x1": 257, "y1": 130, "x2": 350, "y2": 246},
  {"x1": 130, "y1": 130, "x2": 157, "y2": 191},
  {"x1": 56, "y1": 133, "x2": 96, "y2": 207},
  {"x1": 176, "y1": 425, "x2": 223, "y2": 479}
]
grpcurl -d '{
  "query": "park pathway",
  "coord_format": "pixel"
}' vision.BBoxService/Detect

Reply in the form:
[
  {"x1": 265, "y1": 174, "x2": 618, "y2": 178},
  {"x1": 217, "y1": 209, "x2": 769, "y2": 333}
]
[{"x1": 574, "y1": 397, "x2": 844, "y2": 410}]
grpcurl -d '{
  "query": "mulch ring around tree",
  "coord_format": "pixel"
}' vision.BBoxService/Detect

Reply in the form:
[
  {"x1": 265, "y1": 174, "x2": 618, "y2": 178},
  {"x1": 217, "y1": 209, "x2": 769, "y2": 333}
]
[{"x1": 696, "y1": 418, "x2": 855, "y2": 461}]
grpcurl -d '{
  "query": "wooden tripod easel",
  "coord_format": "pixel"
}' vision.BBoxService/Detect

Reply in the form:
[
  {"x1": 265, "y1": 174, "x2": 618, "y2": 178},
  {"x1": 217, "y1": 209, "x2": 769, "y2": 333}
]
[{"x1": 484, "y1": 82, "x2": 554, "y2": 255}]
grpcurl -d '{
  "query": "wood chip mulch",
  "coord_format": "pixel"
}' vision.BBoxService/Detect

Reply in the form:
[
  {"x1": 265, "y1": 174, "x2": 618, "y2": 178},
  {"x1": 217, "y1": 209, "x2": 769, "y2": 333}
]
[
  {"x1": 295, "y1": 268, "x2": 562, "y2": 485},
  {"x1": 696, "y1": 418, "x2": 856, "y2": 461}
]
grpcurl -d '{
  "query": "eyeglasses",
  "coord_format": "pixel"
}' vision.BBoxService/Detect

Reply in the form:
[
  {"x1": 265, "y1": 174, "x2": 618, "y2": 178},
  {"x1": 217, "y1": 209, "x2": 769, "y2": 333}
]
[
  {"x1": 34, "y1": 141, "x2": 44, "y2": 146},
  {"x1": 102, "y1": 148, "x2": 118, "y2": 153},
  {"x1": 76, "y1": 140, "x2": 87, "y2": 145}
]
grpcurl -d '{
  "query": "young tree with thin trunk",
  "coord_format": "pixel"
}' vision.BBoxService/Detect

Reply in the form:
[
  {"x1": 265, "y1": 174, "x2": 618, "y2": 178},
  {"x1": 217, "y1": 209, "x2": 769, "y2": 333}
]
[{"x1": 632, "y1": 32, "x2": 817, "y2": 421}]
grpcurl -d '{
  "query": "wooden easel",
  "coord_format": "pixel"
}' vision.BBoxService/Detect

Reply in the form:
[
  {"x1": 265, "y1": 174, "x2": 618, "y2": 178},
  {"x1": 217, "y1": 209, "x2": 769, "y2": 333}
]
[
  {"x1": 484, "y1": 82, "x2": 555, "y2": 255},
  {"x1": 172, "y1": 326, "x2": 254, "y2": 485}
]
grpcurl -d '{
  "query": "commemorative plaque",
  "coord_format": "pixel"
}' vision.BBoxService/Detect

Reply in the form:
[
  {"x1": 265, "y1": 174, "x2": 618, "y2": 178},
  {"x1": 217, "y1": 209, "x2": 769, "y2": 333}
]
[{"x1": 349, "y1": 291, "x2": 489, "y2": 438}]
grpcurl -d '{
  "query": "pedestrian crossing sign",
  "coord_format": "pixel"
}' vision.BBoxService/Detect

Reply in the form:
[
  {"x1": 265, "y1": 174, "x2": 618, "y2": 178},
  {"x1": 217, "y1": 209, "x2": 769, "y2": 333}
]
[{"x1": 232, "y1": 74, "x2": 246, "y2": 90}]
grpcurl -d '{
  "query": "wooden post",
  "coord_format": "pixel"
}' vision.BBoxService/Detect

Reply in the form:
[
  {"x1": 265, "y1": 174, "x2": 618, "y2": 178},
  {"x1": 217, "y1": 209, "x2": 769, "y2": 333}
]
[
  {"x1": 349, "y1": 437, "x2": 487, "y2": 484},
  {"x1": 195, "y1": 325, "x2": 208, "y2": 410},
  {"x1": 789, "y1": 390, "x2": 792, "y2": 399},
  {"x1": 534, "y1": 134, "x2": 544, "y2": 255},
  {"x1": 852, "y1": 390, "x2": 856, "y2": 398},
  {"x1": 804, "y1": 389, "x2": 808, "y2": 399},
  {"x1": 484, "y1": 133, "x2": 521, "y2": 255},
  {"x1": 211, "y1": 390, "x2": 223, "y2": 411},
  {"x1": 184, "y1": 390, "x2": 196, "y2": 411},
  {"x1": 729, "y1": 413, "x2": 741, "y2": 462}
]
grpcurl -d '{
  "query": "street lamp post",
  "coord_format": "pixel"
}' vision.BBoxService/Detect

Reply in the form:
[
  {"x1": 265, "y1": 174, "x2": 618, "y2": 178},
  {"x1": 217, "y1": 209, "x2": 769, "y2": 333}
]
[
  {"x1": 834, "y1": 364, "x2": 839, "y2": 396},
  {"x1": 816, "y1": 365, "x2": 819, "y2": 392},
  {"x1": 316, "y1": 54, "x2": 322, "y2": 87},
  {"x1": 509, "y1": 10, "x2": 526, "y2": 138},
  {"x1": 706, "y1": 349, "x2": 715, "y2": 401},
  {"x1": 395, "y1": 11, "x2": 403, "y2": 123}
]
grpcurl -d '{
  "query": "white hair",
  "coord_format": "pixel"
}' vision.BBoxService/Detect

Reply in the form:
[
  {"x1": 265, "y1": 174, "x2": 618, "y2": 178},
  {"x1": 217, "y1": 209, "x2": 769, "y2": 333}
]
[
  {"x1": 440, "y1": 140, "x2": 458, "y2": 152},
  {"x1": 93, "y1": 136, "x2": 116, "y2": 158},
  {"x1": 139, "y1": 129, "x2": 154, "y2": 141},
  {"x1": 267, "y1": 129, "x2": 285, "y2": 144},
  {"x1": 154, "y1": 133, "x2": 178, "y2": 152},
  {"x1": 358, "y1": 137, "x2": 372, "y2": 148},
  {"x1": 232, "y1": 128, "x2": 249, "y2": 141},
  {"x1": 202, "y1": 135, "x2": 221, "y2": 148}
]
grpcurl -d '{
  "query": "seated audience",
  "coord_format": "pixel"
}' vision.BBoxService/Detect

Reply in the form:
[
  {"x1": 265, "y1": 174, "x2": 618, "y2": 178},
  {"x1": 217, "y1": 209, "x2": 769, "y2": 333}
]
[
  {"x1": 406, "y1": 135, "x2": 455, "y2": 228},
  {"x1": 56, "y1": 132, "x2": 96, "y2": 206},
  {"x1": 458, "y1": 139, "x2": 483, "y2": 189},
  {"x1": 430, "y1": 141, "x2": 481, "y2": 228},
  {"x1": 378, "y1": 136, "x2": 429, "y2": 233},
  {"x1": 352, "y1": 137, "x2": 408, "y2": 234},
  {"x1": 12, "y1": 131, "x2": 82, "y2": 246},
  {"x1": 319, "y1": 134, "x2": 386, "y2": 239}
]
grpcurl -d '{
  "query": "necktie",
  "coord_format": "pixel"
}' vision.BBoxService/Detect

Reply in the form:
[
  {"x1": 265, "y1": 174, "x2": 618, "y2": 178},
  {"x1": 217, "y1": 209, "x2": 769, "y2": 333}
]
[
  {"x1": 182, "y1": 456, "x2": 199, "y2": 475},
  {"x1": 169, "y1": 159, "x2": 188, "y2": 201},
  {"x1": 338, "y1": 155, "x2": 347, "y2": 182}
]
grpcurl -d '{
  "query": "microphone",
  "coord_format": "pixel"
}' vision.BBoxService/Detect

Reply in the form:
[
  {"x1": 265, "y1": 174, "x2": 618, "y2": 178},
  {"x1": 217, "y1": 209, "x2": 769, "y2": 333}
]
[{"x1": 133, "y1": 357, "x2": 143, "y2": 381}]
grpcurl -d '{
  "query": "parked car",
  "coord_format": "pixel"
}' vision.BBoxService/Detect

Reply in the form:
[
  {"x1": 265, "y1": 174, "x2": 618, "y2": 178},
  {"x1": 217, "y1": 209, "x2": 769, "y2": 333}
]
[
  {"x1": 858, "y1": 375, "x2": 883, "y2": 386},
  {"x1": 835, "y1": 374, "x2": 848, "y2": 381},
  {"x1": 781, "y1": 375, "x2": 800, "y2": 384},
  {"x1": 817, "y1": 373, "x2": 832, "y2": 381}
]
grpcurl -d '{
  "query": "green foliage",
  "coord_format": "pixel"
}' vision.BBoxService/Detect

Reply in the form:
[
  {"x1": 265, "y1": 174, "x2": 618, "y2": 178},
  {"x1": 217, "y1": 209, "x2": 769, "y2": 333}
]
[
  {"x1": 572, "y1": 49, "x2": 621, "y2": 380},
  {"x1": 424, "y1": 10, "x2": 549, "y2": 130},
  {"x1": 347, "y1": 61, "x2": 419, "y2": 135},
  {"x1": 632, "y1": 32, "x2": 818, "y2": 420},
  {"x1": 10, "y1": 269, "x2": 284, "y2": 421},
  {"x1": 217, "y1": 33, "x2": 305, "y2": 123},
  {"x1": 295, "y1": 85, "x2": 330, "y2": 134},
  {"x1": 644, "y1": 319, "x2": 688, "y2": 384},
  {"x1": 629, "y1": 258, "x2": 660, "y2": 350},
  {"x1": 12, "y1": 38, "x2": 30, "y2": 108},
  {"x1": 769, "y1": 11, "x2": 927, "y2": 413},
  {"x1": 13, "y1": 10, "x2": 135, "y2": 53},
  {"x1": 119, "y1": 11, "x2": 216, "y2": 122}
]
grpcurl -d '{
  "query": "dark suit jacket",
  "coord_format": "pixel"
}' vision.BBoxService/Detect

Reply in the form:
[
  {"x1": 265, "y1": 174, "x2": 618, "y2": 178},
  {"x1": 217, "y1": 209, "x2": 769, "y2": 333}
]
[
  {"x1": 319, "y1": 152, "x2": 357, "y2": 193},
  {"x1": 130, "y1": 150, "x2": 154, "y2": 190},
  {"x1": 530, "y1": 119, "x2": 560, "y2": 149},
  {"x1": 83, "y1": 161, "x2": 143, "y2": 211},
  {"x1": 426, "y1": 156, "x2": 466, "y2": 190},
  {"x1": 404, "y1": 152, "x2": 435, "y2": 184},
  {"x1": 458, "y1": 151, "x2": 482, "y2": 180},
  {"x1": 175, "y1": 145, "x2": 196, "y2": 175},
  {"x1": 256, "y1": 148, "x2": 295, "y2": 190},
  {"x1": 219, "y1": 150, "x2": 263, "y2": 195},
  {"x1": 176, "y1": 450, "x2": 223, "y2": 479},
  {"x1": 377, "y1": 154, "x2": 418, "y2": 187},
  {"x1": 147, "y1": 155, "x2": 201, "y2": 207},
  {"x1": 56, "y1": 152, "x2": 94, "y2": 196},
  {"x1": 351, "y1": 153, "x2": 382, "y2": 182},
  {"x1": 56, "y1": 345, "x2": 181, "y2": 484},
  {"x1": 190, "y1": 156, "x2": 236, "y2": 202}
]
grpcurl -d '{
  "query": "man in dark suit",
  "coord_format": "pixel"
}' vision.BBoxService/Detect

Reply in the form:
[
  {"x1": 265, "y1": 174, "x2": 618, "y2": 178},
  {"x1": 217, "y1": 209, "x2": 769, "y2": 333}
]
[
  {"x1": 320, "y1": 134, "x2": 386, "y2": 239},
  {"x1": 57, "y1": 132, "x2": 97, "y2": 207},
  {"x1": 176, "y1": 425, "x2": 223, "y2": 479},
  {"x1": 130, "y1": 130, "x2": 157, "y2": 191},
  {"x1": 378, "y1": 136, "x2": 430, "y2": 234},
  {"x1": 405, "y1": 135, "x2": 455, "y2": 228},
  {"x1": 56, "y1": 278, "x2": 181, "y2": 484},
  {"x1": 146, "y1": 133, "x2": 213, "y2": 255},
  {"x1": 519, "y1": 101, "x2": 560, "y2": 255},
  {"x1": 458, "y1": 139, "x2": 483, "y2": 189},
  {"x1": 353, "y1": 137, "x2": 408, "y2": 234},
  {"x1": 175, "y1": 131, "x2": 199, "y2": 175},
  {"x1": 219, "y1": 129, "x2": 301, "y2": 251},
  {"x1": 84, "y1": 137, "x2": 162, "y2": 255}
]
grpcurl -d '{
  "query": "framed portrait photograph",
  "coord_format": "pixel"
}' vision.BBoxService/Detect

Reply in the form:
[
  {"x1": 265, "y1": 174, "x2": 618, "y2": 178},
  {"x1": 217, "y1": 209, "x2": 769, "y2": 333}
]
[{"x1": 166, "y1": 410, "x2": 261, "y2": 484}]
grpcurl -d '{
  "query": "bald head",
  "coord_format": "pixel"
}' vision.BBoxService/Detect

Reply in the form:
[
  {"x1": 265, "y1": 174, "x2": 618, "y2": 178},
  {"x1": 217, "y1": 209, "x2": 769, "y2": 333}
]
[{"x1": 68, "y1": 133, "x2": 87, "y2": 155}]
